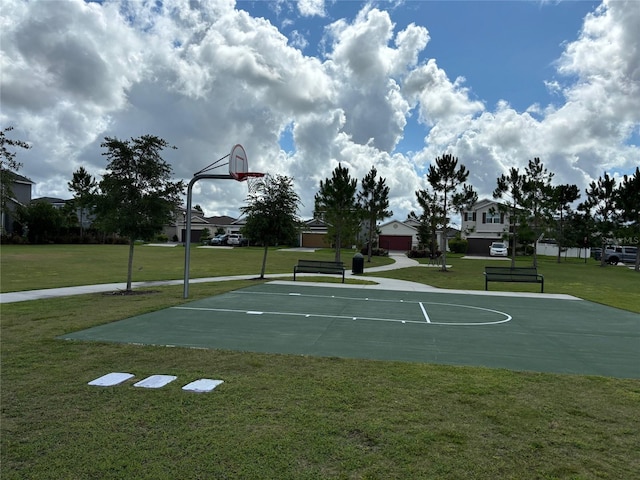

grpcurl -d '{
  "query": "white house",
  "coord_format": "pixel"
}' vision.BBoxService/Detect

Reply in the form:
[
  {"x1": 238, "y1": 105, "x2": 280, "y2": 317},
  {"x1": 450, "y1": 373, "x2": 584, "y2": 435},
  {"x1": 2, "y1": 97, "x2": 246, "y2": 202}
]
[{"x1": 460, "y1": 198, "x2": 510, "y2": 255}]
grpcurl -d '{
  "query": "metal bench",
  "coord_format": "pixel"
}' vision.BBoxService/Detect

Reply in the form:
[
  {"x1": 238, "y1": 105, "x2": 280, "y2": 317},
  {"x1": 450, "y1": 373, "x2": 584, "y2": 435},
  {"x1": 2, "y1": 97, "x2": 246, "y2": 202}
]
[
  {"x1": 484, "y1": 266, "x2": 544, "y2": 293},
  {"x1": 294, "y1": 259, "x2": 345, "y2": 283}
]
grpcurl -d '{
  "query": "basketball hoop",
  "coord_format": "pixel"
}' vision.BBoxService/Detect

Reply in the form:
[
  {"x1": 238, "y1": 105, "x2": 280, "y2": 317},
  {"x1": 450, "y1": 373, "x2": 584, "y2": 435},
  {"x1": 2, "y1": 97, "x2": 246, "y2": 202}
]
[
  {"x1": 237, "y1": 171, "x2": 266, "y2": 194},
  {"x1": 184, "y1": 143, "x2": 266, "y2": 299}
]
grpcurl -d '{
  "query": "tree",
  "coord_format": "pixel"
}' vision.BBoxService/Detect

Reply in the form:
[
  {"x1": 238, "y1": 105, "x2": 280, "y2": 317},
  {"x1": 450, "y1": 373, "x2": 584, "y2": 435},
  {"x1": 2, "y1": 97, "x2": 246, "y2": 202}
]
[
  {"x1": 94, "y1": 135, "x2": 184, "y2": 292},
  {"x1": 1, "y1": 126, "x2": 30, "y2": 233},
  {"x1": 411, "y1": 187, "x2": 444, "y2": 253},
  {"x1": 550, "y1": 184, "x2": 581, "y2": 263},
  {"x1": 616, "y1": 167, "x2": 640, "y2": 271},
  {"x1": 68, "y1": 166, "x2": 97, "y2": 239},
  {"x1": 579, "y1": 172, "x2": 618, "y2": 267},
  {"x1": 522, "y1": 157, "x2": 554, "y2": 268},
  {"x1": 358, "y1": 167, "x2": 392, "y2": 262},
  {"x1": 241, "y1": 174, "x2": 302, "y2": 279},
  {"x1": 493, "y1": 167, "x2": 527, "y2": 268},
  {"x1": 16, "y1": 200, "x2": 64, "y2": 244},
  {"x1": 314, "y1": 164, "x2": 359, "y2": 263},
  {"x1": 427, "y1": 153, "x2": 474, "y2": 271}
]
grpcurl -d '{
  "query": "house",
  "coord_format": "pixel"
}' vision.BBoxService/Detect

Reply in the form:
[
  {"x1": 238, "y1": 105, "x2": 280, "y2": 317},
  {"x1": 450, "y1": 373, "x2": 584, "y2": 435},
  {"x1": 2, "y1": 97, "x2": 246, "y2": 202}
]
[
  {"x1": 1, "y1": 171, "x2": 34, "y2": 235},
  {"x1": 299, "y1": 218, "x2": 331, "y2": 248},
  {"x1": 460, "y1": 198, "x2": 510, "y2": 255},
  {"x1": 378, "y1": 220, "x2": 418, "y2": 251},
  {"x1": 163, "y1": 208, "x2": 241, "y2": 243},
  {"x1": 378, "y1": 219, "x2": 457, "y2": 252}
]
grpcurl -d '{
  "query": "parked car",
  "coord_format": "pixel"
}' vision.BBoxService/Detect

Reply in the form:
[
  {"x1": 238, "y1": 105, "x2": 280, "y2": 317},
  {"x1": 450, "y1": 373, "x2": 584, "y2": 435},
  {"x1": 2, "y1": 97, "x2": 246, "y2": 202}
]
[
  {"x1": 603, "y1": 246, "x2": 638, "y2": 265},
  {"x1": 227, "y1": 234, "x2": 242, "y2": 246},
  {"x1": 210, "y1": 234, "x2": 228, "y2": 245},
  {"x1": 489, "y1": 242, "x2": 508, "y2": 257}
]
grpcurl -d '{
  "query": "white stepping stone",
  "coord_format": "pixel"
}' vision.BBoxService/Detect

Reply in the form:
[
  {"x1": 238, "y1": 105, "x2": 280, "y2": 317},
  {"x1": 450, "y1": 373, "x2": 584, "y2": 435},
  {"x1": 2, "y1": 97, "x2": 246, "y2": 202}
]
[
  {"x1": 182, "y1": 379, "x2": 224, "y2": 393},
  {"x1": 133, "y1": 374, "x2": 177, "y2": 389},
  {"x1": 88, "y1": 372, "x2": 135, "y2": 387}
]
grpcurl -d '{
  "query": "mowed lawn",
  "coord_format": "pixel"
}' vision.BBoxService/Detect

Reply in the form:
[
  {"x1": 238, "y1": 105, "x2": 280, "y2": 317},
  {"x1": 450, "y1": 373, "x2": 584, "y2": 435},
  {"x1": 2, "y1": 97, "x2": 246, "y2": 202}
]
[{"x1": 1, "y1": 244, "x2": 640, "y2": 479}]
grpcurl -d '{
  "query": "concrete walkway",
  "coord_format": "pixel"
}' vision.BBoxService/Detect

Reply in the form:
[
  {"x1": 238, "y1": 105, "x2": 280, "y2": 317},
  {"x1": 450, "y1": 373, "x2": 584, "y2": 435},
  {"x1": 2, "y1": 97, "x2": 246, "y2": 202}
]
[{"x1": 0, "y1": 252, "x2": 578, "y2": 303}]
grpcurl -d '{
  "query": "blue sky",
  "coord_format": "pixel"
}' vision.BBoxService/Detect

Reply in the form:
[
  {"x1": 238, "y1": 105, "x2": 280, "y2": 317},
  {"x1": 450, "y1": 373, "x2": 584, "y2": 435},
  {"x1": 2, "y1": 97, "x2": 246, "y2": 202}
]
[
  {"x1": 1, "y1": 0, "x2": 638, "y2": 220},
  {"x1": 245, "y1": 0, "x2": 603, "y2": 154}
]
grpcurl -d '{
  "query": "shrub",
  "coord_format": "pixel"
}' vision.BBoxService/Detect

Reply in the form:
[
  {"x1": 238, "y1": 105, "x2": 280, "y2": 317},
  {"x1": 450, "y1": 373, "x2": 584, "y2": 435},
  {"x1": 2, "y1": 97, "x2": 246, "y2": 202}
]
[
  {"x1": 407, "y1": 249, "x2": 428, "y2": 258},
  {"x1": 156, "y1": 233, "x2": 169, "y2": 243},
  {"x1": 361, "y1": 247, "x2": 388, "y2": 257},
  {"x1": 448, "y1": 238, "x2": 468, "y2": 254}
]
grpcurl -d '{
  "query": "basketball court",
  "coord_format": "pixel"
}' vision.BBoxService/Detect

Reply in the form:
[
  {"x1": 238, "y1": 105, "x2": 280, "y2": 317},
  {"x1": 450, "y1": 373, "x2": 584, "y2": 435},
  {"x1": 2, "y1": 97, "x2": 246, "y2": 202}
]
[{"x1": 61, "y1": 282, "x2": 640, "y2": 379}]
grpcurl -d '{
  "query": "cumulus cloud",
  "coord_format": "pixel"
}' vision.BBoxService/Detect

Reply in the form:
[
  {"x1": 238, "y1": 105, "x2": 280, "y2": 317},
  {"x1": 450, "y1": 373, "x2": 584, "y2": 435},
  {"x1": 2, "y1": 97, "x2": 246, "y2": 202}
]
[{"x1": 0, "y1": 0, "x2": 638, "y2": 223}]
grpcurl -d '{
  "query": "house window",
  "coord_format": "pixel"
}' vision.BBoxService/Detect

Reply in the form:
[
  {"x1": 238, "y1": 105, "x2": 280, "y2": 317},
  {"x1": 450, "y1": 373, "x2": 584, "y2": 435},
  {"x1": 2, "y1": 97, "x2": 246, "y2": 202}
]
[
  {"x1": 483, "y1": 211, "x2": 502, "y2": 224},
  {"x1": 464, "y1": 212, "x2": 476, "y2": 222}
]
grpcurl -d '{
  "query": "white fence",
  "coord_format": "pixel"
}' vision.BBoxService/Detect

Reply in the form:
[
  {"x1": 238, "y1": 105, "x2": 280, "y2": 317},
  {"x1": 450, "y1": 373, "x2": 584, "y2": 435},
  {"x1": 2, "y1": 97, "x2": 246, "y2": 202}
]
[{"x1": 536, "y1": 243, "x2": 591, "y2": 259}]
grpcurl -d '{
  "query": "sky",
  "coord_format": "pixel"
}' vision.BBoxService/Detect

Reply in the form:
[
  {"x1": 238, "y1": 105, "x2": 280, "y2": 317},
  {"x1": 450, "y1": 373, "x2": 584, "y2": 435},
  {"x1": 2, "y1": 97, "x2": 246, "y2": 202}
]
[{"x1": 1, "y1": 0, "x2": 639, "y2": 225}]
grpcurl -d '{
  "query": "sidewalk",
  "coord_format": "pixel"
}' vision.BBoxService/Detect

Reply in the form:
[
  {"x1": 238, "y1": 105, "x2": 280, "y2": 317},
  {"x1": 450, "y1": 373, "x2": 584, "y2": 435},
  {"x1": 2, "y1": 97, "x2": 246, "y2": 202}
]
[
  {"x1": 0, "y1": 252, "x2": 577, "y2": 303},
  {"x1": 0, "y1": 253, "x2": 425, "y2": 304}
]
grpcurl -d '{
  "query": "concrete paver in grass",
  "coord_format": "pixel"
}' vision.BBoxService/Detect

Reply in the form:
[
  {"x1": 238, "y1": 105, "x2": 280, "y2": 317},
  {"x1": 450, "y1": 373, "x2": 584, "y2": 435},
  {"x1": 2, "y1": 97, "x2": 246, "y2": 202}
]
[{"x1": 61, "y1": 283, "x2": 640, "y2": 379}]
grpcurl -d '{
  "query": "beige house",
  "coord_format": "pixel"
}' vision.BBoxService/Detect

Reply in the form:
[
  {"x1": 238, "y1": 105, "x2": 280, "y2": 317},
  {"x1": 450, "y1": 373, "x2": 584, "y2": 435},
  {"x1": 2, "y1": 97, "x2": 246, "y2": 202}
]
[{"x1": 163, "y1": 208, "x2": 238, "y2": 243}]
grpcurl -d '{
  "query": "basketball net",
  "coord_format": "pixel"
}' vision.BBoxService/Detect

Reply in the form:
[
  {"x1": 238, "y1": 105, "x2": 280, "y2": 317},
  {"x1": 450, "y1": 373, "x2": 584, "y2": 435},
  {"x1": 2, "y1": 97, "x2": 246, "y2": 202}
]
[{"x1": 237, "y1": 172, "x2": 265, "y2": 194}]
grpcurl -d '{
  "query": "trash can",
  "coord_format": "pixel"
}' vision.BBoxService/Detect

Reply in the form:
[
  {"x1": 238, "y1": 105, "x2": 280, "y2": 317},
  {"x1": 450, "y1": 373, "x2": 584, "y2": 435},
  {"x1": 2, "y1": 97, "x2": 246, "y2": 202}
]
[{"x1": 352, "y1": 253, "x2": 364, "y2": 274}]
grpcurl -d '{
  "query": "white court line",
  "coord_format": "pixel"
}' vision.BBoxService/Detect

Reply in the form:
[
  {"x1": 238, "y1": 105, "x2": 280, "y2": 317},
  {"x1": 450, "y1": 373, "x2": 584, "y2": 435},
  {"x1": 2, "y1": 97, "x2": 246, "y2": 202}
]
[
  {"x1": 173, "y1": 304, "x2": 512, "y2": 326},
  {"x1": 173, "y1": 306, "x2": 425, "y2": 325},
  {"x1": 419, "y1": 302, "x2": 431, "y2": 323}
]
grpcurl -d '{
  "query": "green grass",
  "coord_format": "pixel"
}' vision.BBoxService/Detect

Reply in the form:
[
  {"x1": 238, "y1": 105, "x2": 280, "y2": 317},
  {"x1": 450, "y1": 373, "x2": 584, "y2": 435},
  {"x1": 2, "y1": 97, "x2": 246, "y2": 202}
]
[
  {"x1": 0, "y1": 244, "x2": 392, "y2": 292},
  {"x1": 2, "y1": 283, "x2": 639, "y2": 479},
  {"x1": 369, "y1": 254, "x2": 640, "y2": 313}
]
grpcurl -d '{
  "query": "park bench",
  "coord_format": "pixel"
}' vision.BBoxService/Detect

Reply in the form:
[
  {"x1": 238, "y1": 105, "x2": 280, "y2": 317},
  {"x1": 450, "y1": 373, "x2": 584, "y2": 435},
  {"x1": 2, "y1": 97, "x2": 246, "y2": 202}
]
[
  {"x1": 294, "y1": 259, "x2": 345, "y2": 283},
  {"x1": 484, "y1": 266, "x2": 544, "y2": 293}
]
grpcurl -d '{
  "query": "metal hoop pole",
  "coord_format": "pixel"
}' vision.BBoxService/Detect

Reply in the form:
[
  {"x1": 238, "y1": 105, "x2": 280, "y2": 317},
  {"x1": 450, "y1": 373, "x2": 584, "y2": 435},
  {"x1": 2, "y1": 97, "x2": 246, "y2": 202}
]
[{"x1": 183, "y1": 173, "x2": 232, "y2": 298}]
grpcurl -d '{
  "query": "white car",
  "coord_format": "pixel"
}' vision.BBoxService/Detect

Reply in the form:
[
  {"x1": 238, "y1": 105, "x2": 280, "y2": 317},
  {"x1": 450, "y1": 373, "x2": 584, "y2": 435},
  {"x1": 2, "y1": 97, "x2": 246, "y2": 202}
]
[
  {"x1": 227, "y1": 234, "x2": 242, "y2": 246},
  {"x1": 489, "y1": 242, "x2": 508, "y2": 257}
]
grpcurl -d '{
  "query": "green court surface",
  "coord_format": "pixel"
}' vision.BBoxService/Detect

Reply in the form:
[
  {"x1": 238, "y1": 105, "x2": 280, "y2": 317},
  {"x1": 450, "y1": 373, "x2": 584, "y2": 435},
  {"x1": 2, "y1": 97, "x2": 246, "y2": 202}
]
[{"x1": 61, "y1": 283, "x2": 640, "y2": 379}]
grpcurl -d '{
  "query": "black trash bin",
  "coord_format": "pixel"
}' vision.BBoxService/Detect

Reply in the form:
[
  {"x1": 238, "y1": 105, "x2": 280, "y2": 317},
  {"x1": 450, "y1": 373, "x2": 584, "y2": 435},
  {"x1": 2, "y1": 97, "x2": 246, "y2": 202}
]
[{"x1": 352, "y1": 253, "x2": 364, "y2": 274}]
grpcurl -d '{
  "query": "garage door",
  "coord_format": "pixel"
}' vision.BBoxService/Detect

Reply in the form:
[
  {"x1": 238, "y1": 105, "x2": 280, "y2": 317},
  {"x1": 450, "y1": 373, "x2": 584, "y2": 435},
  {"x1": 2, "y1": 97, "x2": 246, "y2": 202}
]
[
  {"x1": 302, "y1": 233, "x2": 329, "y2": 248},
  {"x1": 467, "y1": 238, "x2": 495, "y2": 255},
  {"x1": 378, "y1": 235, "x2": 412, "y2": 251}
]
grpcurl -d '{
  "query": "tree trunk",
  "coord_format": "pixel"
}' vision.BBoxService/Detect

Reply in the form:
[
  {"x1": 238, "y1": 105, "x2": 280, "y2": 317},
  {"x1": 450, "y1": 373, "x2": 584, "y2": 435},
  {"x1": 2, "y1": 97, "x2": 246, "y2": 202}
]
[
  {"x1": 367, "y1": 218, "x2": 374, "y2": 262},
  {"x1": 335, "y1": 230, "x2": 342, "y2": 263},
  {"x1": 126, "y1": 238, "x2": 135, "y2": 291},
  {"x1": 441, "y1": 194, "x2": 448, "y2": 271},
  {"x1": 260, "y1": 244, "x2": 268, "y2": 279}
]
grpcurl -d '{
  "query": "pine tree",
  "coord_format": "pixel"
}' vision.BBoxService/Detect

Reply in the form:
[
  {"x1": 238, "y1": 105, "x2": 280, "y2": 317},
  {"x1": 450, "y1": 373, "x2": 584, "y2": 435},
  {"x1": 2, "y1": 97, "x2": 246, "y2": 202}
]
[
  {"x1": 314, "y1": 164, "x2": 359, "y2": 263},
  {"x1": 427, "y1": 153, "x2": 474, "y2": 271},
  {"x1": 493, "y1": 167, "x2": 528, "y2": 267},
  {"x1": 68, "y1": 166, "x2": 97, "y2": 239},
  {"x1": 358, "y1": 167, "x2": 392, "y2": 261},
  {"x1": 579, "y1": 172, "x2": 618, "y2": 267}
]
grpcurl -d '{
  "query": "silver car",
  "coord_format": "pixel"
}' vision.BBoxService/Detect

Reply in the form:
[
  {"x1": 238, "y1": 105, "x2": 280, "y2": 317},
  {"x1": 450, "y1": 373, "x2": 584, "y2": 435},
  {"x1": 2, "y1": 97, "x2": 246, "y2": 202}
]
[{"x1": 489, "y1": 242, "x2": 508, "y2": 257}]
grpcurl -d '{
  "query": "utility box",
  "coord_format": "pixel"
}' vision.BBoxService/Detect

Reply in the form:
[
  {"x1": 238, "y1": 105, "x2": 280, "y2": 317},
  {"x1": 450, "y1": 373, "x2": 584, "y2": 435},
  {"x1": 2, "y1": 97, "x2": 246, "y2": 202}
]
[{"x1": 352, "y1": 253, "x2": 364, "y2": 274}]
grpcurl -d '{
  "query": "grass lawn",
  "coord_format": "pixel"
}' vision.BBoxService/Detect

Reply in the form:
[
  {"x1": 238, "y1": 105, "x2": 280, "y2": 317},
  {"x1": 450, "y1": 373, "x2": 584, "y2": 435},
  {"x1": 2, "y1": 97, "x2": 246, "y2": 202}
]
[
  {"x1": 0, "y1": 244, "x2": 393, "y2": 292},
  {"x1": 369, "y1": 254, "x2": 640, "y2": 313},
  {"x1": 1, "y1": 245, "x2": 639, "y2": 478}
]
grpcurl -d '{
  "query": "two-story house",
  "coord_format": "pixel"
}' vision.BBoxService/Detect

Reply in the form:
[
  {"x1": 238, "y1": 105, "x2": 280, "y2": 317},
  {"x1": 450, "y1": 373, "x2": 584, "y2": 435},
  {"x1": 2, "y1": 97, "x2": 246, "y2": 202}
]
[
  {"x1": 1, "y1": 171, "x2": 34, "y2": 235},
  {"x1": 460, "y1": 198, "x2": 510, "y2": 255}
]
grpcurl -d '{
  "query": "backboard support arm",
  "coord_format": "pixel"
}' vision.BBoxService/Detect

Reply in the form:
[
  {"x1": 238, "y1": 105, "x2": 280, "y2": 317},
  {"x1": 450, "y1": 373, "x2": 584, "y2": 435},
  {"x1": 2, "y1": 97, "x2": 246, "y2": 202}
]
[{"x1": 183, "y1": 173, "x2": 232, "y2": 299}]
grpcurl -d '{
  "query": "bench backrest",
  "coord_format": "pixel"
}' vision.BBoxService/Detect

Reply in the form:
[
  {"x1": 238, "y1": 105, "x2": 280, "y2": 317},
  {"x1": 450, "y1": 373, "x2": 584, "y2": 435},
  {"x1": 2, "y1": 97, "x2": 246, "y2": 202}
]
[
  {"x1": 485, "y1": 266, "x2": 538, "y2": 275},
  {"x1": 297, "y1": 260, "x2": 344, "y2": 269}
]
